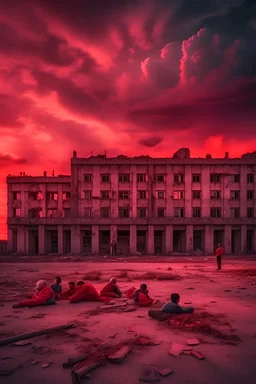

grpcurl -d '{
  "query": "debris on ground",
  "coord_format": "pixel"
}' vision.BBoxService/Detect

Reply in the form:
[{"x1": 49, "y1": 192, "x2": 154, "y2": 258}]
[
  {"x1": 41, "y1": 363, "x2": 51, "y2": 368},
  {"x1": 31, "y1": 361, "x2": 39, "y2": 365},
  {"x1": 184, "y1": 301, "x2": 192, "y2": 304},
  {"x1": 29, "y1": 313, "x2": 46, "y2": 319},
  {"x1": 169, "y1": 343, "x2": 184, "y2": 357},
  {"x1": 82, "y1": 271, "x2": 102, "y2": 281},
  {"x1": 133, "y1": 272, "x2": 181, "y2": 281},
  {"x1": 72, "y1": 361, "x2": 102, "y2": 384},
  {"x1": 63, "y1": 354, "x2": 88, "y2": 368},
  {"x1": 13, "y1": 340, "x2": 32, "y2": 346},
  {"x1": 187, "y1": 287, "x2": 194, "y2": 290},
  {"x1": 108, "y1": 345, "x2": 131, "y2": 363},
  {"x1": 224, "y1": 290, "x2": 231, "y2": 292},
  {"x1": 183, "y1": 350, "x2": 192, "y2": 355},
  {"x1": 140, "y1": 365, "x2": 160, "y2": 382},
  {"x1": 158, "y1": 368, "x2": 173, "y2": 377},
  {"x1": 191, "y1": 350, "x2": 204, "y2": 360},
  {"x1": 187, "y1": 338, "x2": 200, "y2": 346}
]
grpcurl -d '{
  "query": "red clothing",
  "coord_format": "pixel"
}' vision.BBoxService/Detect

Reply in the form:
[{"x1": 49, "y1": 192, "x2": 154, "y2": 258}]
[
  {"x1": 19, "y1": 286, "x2": 54, "y2": 308},
  {"x1": 137, "y1": 292, "x2": 154, "y2": 307},
  {"x1": 100, "y1": 282, "x2": 116, "y2": 298},
  {"x1": 125, "y1": 287, "x2": 137, "y2": 299},
  {"x1": 57, "y1": 288, "x2": 76, "y2": 300},
  {"x1": 216, "y1": 247, "x2": 224, "y2": 257},
  {"x1": 69, "y1": 283, "x2": 102, "y2": 303}
]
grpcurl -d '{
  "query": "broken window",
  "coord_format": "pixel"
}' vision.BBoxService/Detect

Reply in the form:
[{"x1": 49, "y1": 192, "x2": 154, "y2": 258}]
[
  {"x1": 192, "y1": 174, "x2": 201, "y2": 183},
  {"x1": 137, "y1": 174, "x2": 147, "y2": 182},
  {"x1": 119, "y1": 174, "x2": 130, "y2": 182},
  {"x1": 230, "y1": 190, "x2": 240, "y2": 200},
  {"x1": 210, "y1": 208, "x2": 221, "y2": 218},
  {"x1": 230, "y1": 208, "x2": 240, "y2": 218},
  {"x1": 193, "y1": 207, "x2": 201, "y2": 218},
  {"x1": 63, "y1": 192, "x2": 71, "y2": 200},
  {"x1": 84, "y1": 174, "x2": 92, "y2": 182},
  {"x1": 247, "y1": 207, "x2": 253, "y2": 218},
  {"x1": 119, "y1": 207, "x2": 130, "y2": 218},
  {"x1": 230, "y1": 174, "x2": 240, "y2": 183},
  {"x1": 138, "y1": 190, "x2": 147, "y2": 199},
  {"x1": 210, "y1": 190, "x2": 221, "y2": 199},
  {"x1": 192, "y1": 190, "x2": 201, "y2": 199},
  {"x1": 154, "y1": 174, "x2": 165, "y2": 182},
  {"x1": 47, "y1": 192, "x2": 58, "y2": 200},
  {"x1": 210, "y1": 174, "x2": 221, "y2": 183},
  {"x1": 12, "y1": 192, "x2": 21, "y2": 200},
  {"x1": 247, "y1": 190, "x2": 254, "y2": 200},
  {"x1": 101, "y1": 207, "x2": 110, "y2": 218},
  {"x1": 173, "y1": 191, "x2": 184, "y2": 200},
  {"x1": 84, "y1": 208, "x2": 92, "y2": 217},
  {"x1": 63, "y1": 208, "x2": 71, "y2": 217},
  {"x1": 174, "y1": 208, "x2": 184, "y2": 218},
  {"x1": 47, "y1": 209, "x2": 58, "y2": 217},
  {"x1": 138, "y1": 208, "x2": 147, "y2": 218},
  {"x1": 101, "y1": 191, "x2": 110, "y2": 199},
  {"x1": 119, "y1": 191, "x2": 129, "y2": 199},
  {"x1": 29, "y1": 208, "x2": 42, "y2": 218},
  {"x1": 157, "y1": 191, "x2": 165, "y2": 199},
  {"x1": 157, "y1": 208, "x2": 165, "y2": 217},
  {"x1": 12, "y1": 208, "x2": 21, "y2": 218},
  {"x1": 101, "y1": 174, "x2": 110, "y2": 183},
  {"x1": 174, "y1": 174, "x2": 184, "y2": 183},
  {"x1": 247, "y1": 174, "x2": 254, "y2": 183},
  {"x1": 28, "y1": 191, "x2": 43, "y2": 200},
  {"x1": 84, "y1": 190, "x2": 92, "y2": 199}
]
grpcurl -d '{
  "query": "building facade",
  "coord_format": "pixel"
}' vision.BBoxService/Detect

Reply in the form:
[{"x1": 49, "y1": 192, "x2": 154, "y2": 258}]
[{"x1": 6, "y1": 149, "x2": 256, "y2": 255}]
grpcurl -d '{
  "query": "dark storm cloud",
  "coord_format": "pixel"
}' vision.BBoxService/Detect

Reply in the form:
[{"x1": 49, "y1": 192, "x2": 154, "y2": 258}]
[{"x1": 139, "y1": 136, "x2": 163, "y2": 147}]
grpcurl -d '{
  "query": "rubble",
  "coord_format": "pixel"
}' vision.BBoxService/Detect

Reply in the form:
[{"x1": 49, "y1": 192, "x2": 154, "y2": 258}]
[
  {"x1": 63, "y1": 354, "x2": 88, "y2": 368},
  {"x1": 158, "y1": 368, "x2": 173, "y2": 377},
  {"x1": 139, "y1": 365, "x2": 160, "y2": 382},
  {"x1": 191, "y1": 350, "x2": 204, "y2": 360},
  {"x1": 108, "y1": 345, "x2": 131, "y2": 363},
  {"x1": 187, "y1": 338, "x2": 200, "y2": 346},
  {"x1": 169, "y1": 343, "x2": 184, "y2": 357}
]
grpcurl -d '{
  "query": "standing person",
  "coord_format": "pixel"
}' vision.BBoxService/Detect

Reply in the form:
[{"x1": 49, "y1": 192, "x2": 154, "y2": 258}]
[
  {"x1": 216, "y1": 243, "x2": 224, "y2": 270},
  {"x1": 110, "y1": 240, "x2": 117, "y2": 256},
  {"x1": 113, "y1": 240, "x2": 117, "y2": 256}
]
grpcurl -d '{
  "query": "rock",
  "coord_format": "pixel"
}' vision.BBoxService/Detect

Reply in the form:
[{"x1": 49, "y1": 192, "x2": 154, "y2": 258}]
[
  {"x1": 187, "y1": 287, "x2": 194, "y2": 290},
  {"x1": 191, "y1": 350, "x2": 204, "y2": 360},
  {"x1": 183, "y1": 350, "x2": 192, "y2": 355},
  {"x1": 41, "y1": 363, "x2": 51, "y2": 368},
  {"x1": 169, "y1": 343, "x2": 184, "y2": 357},
  {"x1": 31, "y1": 361, "x2": 39, "y2": 365},
  {"x1": 108, "y1": 346, "x2": 131, "y2": 363},
  {"x1": 158, "y1": 368, "x2": 173, "y2": 377},
  {"x1": 139, "y1": 365, "x2": 160, "y2": 382},
  {"x1": 137, "y1": 315, "x2": 145, "y2": 318},
  {"x1": 187, "y1": 338, "x2": 200, "y2": 346},
  {"x1": 123, "y1": 306, "x2": 137, "y2": 312}
]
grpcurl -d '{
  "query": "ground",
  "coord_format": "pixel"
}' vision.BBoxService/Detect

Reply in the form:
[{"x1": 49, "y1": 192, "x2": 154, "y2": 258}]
[{"x1": 0, "y1": 256, "x2": 256, "y2": 384}]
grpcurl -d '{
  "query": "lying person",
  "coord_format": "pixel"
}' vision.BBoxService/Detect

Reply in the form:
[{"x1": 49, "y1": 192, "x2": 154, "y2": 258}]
[
  {"x1": 69, "y1": 281, "x2": 103, "y2": 303},
  {"x1": 13, "y1": 280, "x2": 55, "y2": 308},
  {"x1": 51, "y1": 276, "x2": 62, "y2": 295},
  {"x1": 56, "y1": 281, "x2": 76, "y2": 300},
  {"x1": 100, "y1": 278, "x2": 122, "y2": 299},
  {"x1": 134, "y1": 283, "x2": 154, "y2": 307},
  {"x1": 161, "y1": 293, "x2": 194, "y2": 314}
]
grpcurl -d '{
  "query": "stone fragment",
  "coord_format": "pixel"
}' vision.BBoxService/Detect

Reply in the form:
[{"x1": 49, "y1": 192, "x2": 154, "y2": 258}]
[
  {"x1": 191, "y1": 350, "x2": 204, "y2": 360},
  {"x1": 169, "y1": 343, "x2": 184, "y2": 357},
  {"x1": 158, "y1": 368, "x2": 173, "y2": 377},
  {"x1": 186, "y1": 338, "x2": 200, "y2": 346},
  {"x1": 139, "y1": 365, "x2": 160, "y2": 382},
  {"x1": 108, "y1": 346, "x2": 131, "y2": 363}
]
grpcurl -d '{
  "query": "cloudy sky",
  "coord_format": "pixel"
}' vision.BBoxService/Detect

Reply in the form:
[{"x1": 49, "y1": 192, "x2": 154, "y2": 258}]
[{"x1": 0, "y1": 0, "x2": 256, "y2": 238}]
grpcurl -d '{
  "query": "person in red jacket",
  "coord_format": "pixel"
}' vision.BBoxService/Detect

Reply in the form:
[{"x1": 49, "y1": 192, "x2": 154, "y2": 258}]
[
  {"x1": 216, "y1": 243, "x2": 224, "y2": 270},
  {"x1": 100, "y1": 278, "x2": 122, "y2": 299},
  {"x1": 13, "y1": 280, "x2": 55, "y2": 308},
  {"x1": 56, "y1": 281, "x2": 76, "y2": 300},
  {"x1": 134, "y1": 283, "x2": 154, "y2": 307},
  {"x1": 69, "y1": 281, "x2": 103, "y2": 303}
]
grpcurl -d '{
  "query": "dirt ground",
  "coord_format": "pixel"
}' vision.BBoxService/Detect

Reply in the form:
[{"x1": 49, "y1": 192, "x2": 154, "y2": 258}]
[{"x1": 0, "y1": 258, "x2": 256, "y2": 384}]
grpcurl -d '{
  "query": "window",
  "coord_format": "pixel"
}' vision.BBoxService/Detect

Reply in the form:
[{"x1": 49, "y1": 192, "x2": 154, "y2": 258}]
[
  {"x1": 174, "y1": 174, "x2": 184, "y2": 183},
  {"x1": 138, "y1": 190, "x2": 147, "y2": 199},
  {"x1": 210, "y1": 190, "x2": 220, "y2": 199},
  {"x1": 174, "y1": 207, "x2": 184, "y2": 218},
  {"x1": 29, "y1": 208, "x2": 42, "y2": 218},
  {"x1": 119, "y1": 191, "x2": 129, "y2": 199},
  {"x1": 230, "y1": 208, "x2": 240, "y2": 218},
  {"x1": 138, "y1": 208, "x2": 147, "y2": 218},
  {"x1": 28, "y1": 191, "x2": 43, "y2": 200},
  {"x1": 210, "y1": 174, "x2": 221, "y2": 183},
  {"x1": 119, "y1": 207, "x2": 130, "y2": 218},
  {"x1": 12, "y1": 192, "x2": 20, "y2": 200},
  {"x1": 157, "y1": 191, "x2": 165, "y2": 199},
  {"x1": 230, "y1": 174, "x2": 240, "y2": 183},
  {"x1": 84, "y1": 190, "x2": 92, "y2": 199},
  {"x1": 247, "y1": 174, "x2": 254, "y2": 183},
  {"x1": 84, "y1": 208, "x2": 91, "y2": 217},
  {"x1": 173, "y1": 191, "x2": 184, "y2": 200},
  {"x1": 63, "y1": 192, "x2": 71, "y2": 200},
  {"x1": 211, "y1": 208, "x2": 221, "y2": 218},
  {"x1": 247, "y1": 207, "x2": 253, "y2": 218},
  {"x1": 193, "y1": 208, "x2": 201, "y2": 218},
  {"x1": 47, "y1": 192, "x2": 58, "y2": 201},
  {"x1": 157, "y1": 208, "x2": 165, "y2": 217},
  {"x1": 84, "y1": 174, "x2": 92, "y2": 182},
  {"x1": 192, "y1": 190, "x2": 201, "y2": 199},
  {"x1": 192, "y1": 174, "x2": 201, "y2": 183},
  {"x1": 137, "y1": 174, "x2": 146, "y2": 182},
  {"x1": 47, "y1": 209, "x2": 58, "y2": 217},
  {"x1": 13, "y1": 208, "x2": 21, "y2": 218},
  {"x1": 230, "y1": 190, "x2": 240, "y2": 200},
  {"x1": 119, "y1": 174, "x2": 130, "y2": 182},
  {"x1": 63, "y1": 208, "x2": 71, "y2": 217},
  {"x1": 247, "y1": 190, "x2": 254, "y2": 200},
  {"x1": 101, "y1": 191, "x2": 110, "y2": 199},
  {"x1": 101, "y1": 207, "x2": 110, "y2": 218},
  {"x1": 154, "y1": 174, "x2": 165, "y2": 182},
  {"x1": 101, "y1": 174, "x2": 110, "y2": 183}
]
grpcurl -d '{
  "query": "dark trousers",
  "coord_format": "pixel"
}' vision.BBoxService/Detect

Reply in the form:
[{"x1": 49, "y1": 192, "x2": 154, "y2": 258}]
[{"x1": 217, "y1": 256, "x2": 222, "y2": 270}]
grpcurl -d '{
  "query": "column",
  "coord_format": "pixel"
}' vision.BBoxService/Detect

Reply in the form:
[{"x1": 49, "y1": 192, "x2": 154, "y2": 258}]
[
  {"x1": 166, "y1": 165, "x2": 173, "y2": 218},
  {"x1": 7, "y1": 228, "x2": 14, "y2": 253},
  {"x1": 92, "y1": 166, "x2": 100, "y2": 218},
  {"x1": 40, "y1": 184, "x2": 47, "y2": 217},
  {"x1": 71, "y1": 225, "x2": 80, "y2": 253},
  {"x1": 110, "y1": 166, "x2": 118, "y2": 218},
  {"x1": 205, "y1": 225, "x2": 213, "y2": 254},
  {"x1": 38, "y1": 225, "x2": 45, "y2": 255},
  {"x1": 58, "y1": 225, "x2": 63, "y2": 254},
  {"x1": 110, "y1": 225, "x2": 117, "y2": 242},
  {"x1": 130, "y1": 225, "x2": 137, "y2": 254},
  {"x1": 165, "y1": 225, "x2": 173, "y2": 254},
  {"x1": 148, "y1": 225, "x2": 154, "y2": 255},
  {"x1": 58, "y1": 184, "x2": 63, "y2": 216},
  {"x1": 224, "y1": 225, "x2": 232, "y2": 254},
  {"x1": 92, "y1": 225, "x2": 99, "y2": 254},
  {"x1": 201, "y1": 167, "x2": 210, "y2": 217},
  {"x1": 241, "y1": 225, "x2": 247, "y2": 253},
  {"x1": 240, "y1": 165, "x2": 247, "y2": 218},
  {"x1": 185, "y1": 165, "x2": 192, "y2": 217},
  {"x1": 186, "y1": 225, "x2": 193, "y2": 253},
  {"x1": 131, "y1": 166, "x2": 137, "y2": 218},
  {"x1": 17, "y1": 227, "x2": 25, "y2": 253}
]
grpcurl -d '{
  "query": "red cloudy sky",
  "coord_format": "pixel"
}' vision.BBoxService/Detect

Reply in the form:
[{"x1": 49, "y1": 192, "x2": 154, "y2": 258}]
[{"x1": 0, "y1": 0, "x2": 256, "y2": 239}]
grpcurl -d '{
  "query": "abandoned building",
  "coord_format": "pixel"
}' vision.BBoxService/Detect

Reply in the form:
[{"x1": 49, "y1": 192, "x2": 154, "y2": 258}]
[{"x1": 6, "y1": 148, "x2": 256, "y2": 255}]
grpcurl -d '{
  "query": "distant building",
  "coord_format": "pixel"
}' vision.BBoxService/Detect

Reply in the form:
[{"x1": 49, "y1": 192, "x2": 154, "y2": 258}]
[{"x1": 6, "y1": 149, "x2": 256, "y2": 255}]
